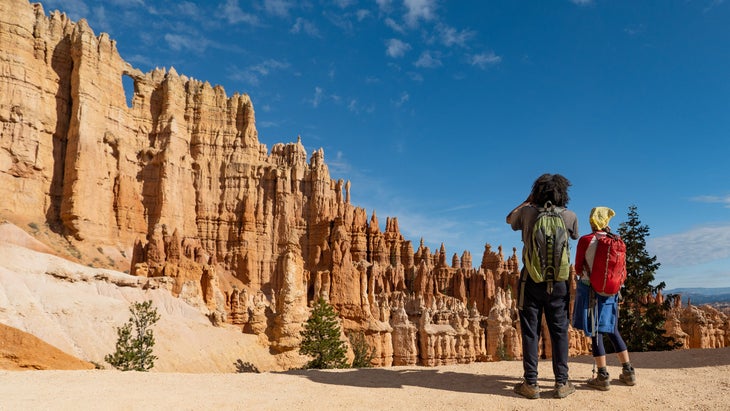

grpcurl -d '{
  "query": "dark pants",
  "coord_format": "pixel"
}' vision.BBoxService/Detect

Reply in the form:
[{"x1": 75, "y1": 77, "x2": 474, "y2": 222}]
[{"x1": 518, "y1": 272, "x2": 571, "y2": 385}]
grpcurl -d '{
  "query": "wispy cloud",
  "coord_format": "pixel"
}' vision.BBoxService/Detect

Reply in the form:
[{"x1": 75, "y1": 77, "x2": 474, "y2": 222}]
[
  {"x1": 470, "y1": 51, "x2": 502, "y2": 69},
  {"x1": 91, "y1": 5, "x2": 111, "y2": 34},
  {"x1": 264, "y1": 0, "x2": 294, "y2": 17},
  {"x1": 414, "y1": 50, "x2": 442, "y2": 68},
  {"x1": 692, "y1": 194, "x2": 730, "y2": 208},
  {"x1": 356, "y1": 9, "x2": 371, "y2": 21},
  {"x1": 659, "y1": 260, "x2": 730, "y2": 289},
  {"x1": 334, "y1": 0, "x2": 356, "y2": 8},
  {"x1": 164, "y1": 33, "x2": 211, "y2": 54},
  {"x1": 386, "y1": 38, "x2": 411, "y2": 58},
  {"x1": 393, "y1": 91, "x2": 409, "y2": 107},
  {"x1": 704, "y1": 0, "x2": 725, "y2": 13},
  {"x1": 228, "y1": 59, "x2": 290, "y2": 86},
  {"x1": 436, "y1": 23, "x2": 474, "y2": 48},
  {"x1": 41, "y1": 0, "x2": 90, "y2": 20},
  {"x1": 310, "y1": 86, "x2": 324, "y2": 108},
  {"x1": 570, "y1": 0, "x2": 593, "y2": 5},
  {"x1": 650, "y1": 224, "x2": 730, "y2": 267},
  {"x1": 221, "y1": 0, "x2": 260, "y2": 25},
  {"x1": 324, "y1": 11, "x2": 355, "y2": 33},
  {"x1": 624, "y1": 24, "x2": 645, "y2": 36},
  {"x1": 384, "y1": 17, "x2": 405, "y2": 33},
  {"x1": 175, "y1": 1, "x2": 200, "y2": 17},
  {"x1": 126, "y1": 54, "x2": 154, "y2": 68},
  {"x1": 106, "y1": 0, "x2": 144, "y2": 6},
  {"x1": 404, "y1": 0, "x2": 437, "y2": 27},
  {"x1": 326, "y1": 150, "x2": 353, "y2": 177},
  {"x1": 376, "y1": 0, "x2": 394, "y2": 13},
  {"x1": 291, "y1": 18, "x2": 321, "y2": 37}
]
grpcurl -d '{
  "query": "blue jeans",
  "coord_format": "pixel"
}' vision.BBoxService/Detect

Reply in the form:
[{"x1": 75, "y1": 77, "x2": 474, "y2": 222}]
[{"x1": 518, "y1": 272, "x2": 571, "y2": 385}]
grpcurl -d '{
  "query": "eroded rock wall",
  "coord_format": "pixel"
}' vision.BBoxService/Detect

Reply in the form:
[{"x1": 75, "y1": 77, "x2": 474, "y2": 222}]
[{"x1": 0, "y1": 0, "x2": 602, "y2": 368}]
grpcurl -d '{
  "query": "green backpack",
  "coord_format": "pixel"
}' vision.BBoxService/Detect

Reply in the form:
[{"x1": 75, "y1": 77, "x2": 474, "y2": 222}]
[{"x1": 525, "y1": 201, "x2": 571, "y2": 288}]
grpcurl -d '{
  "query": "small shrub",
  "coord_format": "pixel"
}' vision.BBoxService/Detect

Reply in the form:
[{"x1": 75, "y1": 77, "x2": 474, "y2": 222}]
[
  {"x1": 105, "y1": 300, "x2": 160, "y2": 371},
  {"x1": 28, "y1": 222, "x2": 39, "y2": 231},
  {"x1": 348, "y1": 331, "x2": 375, "y2": 368}
]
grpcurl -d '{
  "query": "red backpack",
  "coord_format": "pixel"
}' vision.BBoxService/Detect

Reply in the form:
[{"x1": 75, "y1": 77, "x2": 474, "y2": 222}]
[{"x1": 590, "y1": 231, "x2": 627, "y2": 296}]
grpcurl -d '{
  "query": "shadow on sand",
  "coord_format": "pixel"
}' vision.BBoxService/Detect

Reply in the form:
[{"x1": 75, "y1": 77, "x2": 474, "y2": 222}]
[
  {"x1": 281, "y1": 367, "x2": 519, "y2": 397},
  {"x1": 279, "y1": 347, "x2": 730, "y2": 398}
]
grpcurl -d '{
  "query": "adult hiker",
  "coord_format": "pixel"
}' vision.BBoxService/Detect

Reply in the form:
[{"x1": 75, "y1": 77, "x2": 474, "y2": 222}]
[{"x1": 506, "y1": 173, "x2": 579, "y2": 399}]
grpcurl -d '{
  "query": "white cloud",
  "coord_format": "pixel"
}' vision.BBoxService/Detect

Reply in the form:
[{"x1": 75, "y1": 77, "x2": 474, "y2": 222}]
[
  {"x1": 356, "y1": 9, "x2": 371, "y2": 21},
  {"x1": 334, "y1": 0, "x2": 356, "y2": 8},
  {"x1": 164, "y1": 33, "x2": 210, "y2": 53},
  {"x1": 176, "y1": 2, "x2": 200, "y2": 17},
  {"x1": 221, "y1": 0, "x2": 260, "y2": 25},
  {"x1": 393, "y1": 91, "x2": 409, "y2": 107},
  {"x1": 325, "y1": 150, "x2": 353, "y2": 177},
  {"x1": 691, "y1": 194, "x2": 730, "y2": 208},
  {"x1": 649, "y1": 224, "x2": 730, "y2": 267},
  {"x1": 570, "y1": 0, "x2": 593, "y2": 5},
  {"x1": 228, "y1": 59, "x2": 289, "y2": 86},
  {"x1": 404, "y1": 0, "x2": 437, "y2": 27},
  {"x1": 658, "y1": 259, "x2": 730, "y2": 289},
  {"x1": 126, "y1": 54, "x2": 154, "y2": 68},
  {"x1": 624, "y1": 24, "x2": 645, "y2": 36},
  {"x1": 264, "y1": 0, "x2": 294, "y2": 17},
  {"x1": 414, "y1": 50, "x2": 442, "y2": 68},
  {"x1": 384, "y1": 17, "x2": 405, "y2": 33},
  {"x1": 470, "y1": 51, "x2": 502, "y2": 69},
  {"x1": 106, "y1": 0, "x2": 144, "y2": 6},
  {"x1": 376, "y1": 0, "x2": 393, "y2": 13},
  {"x1": 436, "y1": 23, "x2": 474, "y2": 48},
  {"x1": 311, "y1": 87, "x2": 324, "y2": 108},
  {"x1": 291, "y1": 18, "x2": 321, "y2": 37},
  {"x1": 386, "y1": 38, "x2": 411, "y2": 58}
]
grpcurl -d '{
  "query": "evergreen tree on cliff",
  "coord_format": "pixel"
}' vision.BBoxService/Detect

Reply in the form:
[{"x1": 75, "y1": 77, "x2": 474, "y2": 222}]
[
  {"x1": 617, "y1": 205, "x2": 677, "y2": 351},
  {"x1": 105, "y1": 300, "x2": 160, "y2": 371},
  {"x1": 299, "y1": 298, "x2": 348, "y2": 369}
]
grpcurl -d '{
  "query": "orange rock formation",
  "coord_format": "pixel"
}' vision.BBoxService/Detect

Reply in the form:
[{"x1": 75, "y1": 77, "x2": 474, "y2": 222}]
[{"x1": 3, "y1": 0, "x2": 722, "y2": 370}]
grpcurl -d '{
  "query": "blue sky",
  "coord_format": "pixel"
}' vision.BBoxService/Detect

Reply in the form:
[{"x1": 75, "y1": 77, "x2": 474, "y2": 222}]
[{"x1": 37, "y1": 0, "x2": 730, "y2": 290}]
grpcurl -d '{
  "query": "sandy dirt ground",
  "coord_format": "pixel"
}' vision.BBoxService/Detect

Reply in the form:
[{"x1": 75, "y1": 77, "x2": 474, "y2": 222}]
[{"x1": 1, "y1": 347, "x2": 729, "y2": 410}]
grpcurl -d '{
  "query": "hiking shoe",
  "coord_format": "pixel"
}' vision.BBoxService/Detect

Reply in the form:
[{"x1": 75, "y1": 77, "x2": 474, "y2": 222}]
[
  {"x1": 619, "y1": 368, "x2": 636, "y2": 386},
  {"x1": 554, "y1": 381, "x2": 576, "y2": 398},
  {"x1": 587, "y1": 373, "x2": 610, "y2": 391},
  {"x1": 514, "y1": 381, "x2": 540, "y2": 399}
]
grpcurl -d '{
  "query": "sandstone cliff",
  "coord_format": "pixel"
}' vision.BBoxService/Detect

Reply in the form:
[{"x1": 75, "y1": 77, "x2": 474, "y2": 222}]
[{"x1": 1, "y1": 0, "x2": 723, "y2": 370}]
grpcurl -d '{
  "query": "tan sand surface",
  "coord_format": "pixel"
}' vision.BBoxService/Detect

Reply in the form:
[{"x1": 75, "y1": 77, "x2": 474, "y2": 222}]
[{"x1": 0, "y1": 347, "x2": 728, "y2": 410}]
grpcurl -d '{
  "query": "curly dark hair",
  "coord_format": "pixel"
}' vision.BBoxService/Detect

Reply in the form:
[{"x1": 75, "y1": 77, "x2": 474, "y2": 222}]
[{"x1": 529, "y1": 173, "x2": 571, "y2": 207}]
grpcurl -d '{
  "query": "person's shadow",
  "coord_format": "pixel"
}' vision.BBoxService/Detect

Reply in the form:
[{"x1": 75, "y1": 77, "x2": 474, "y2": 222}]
[{"x1": 280, "y1": 367, "x2": 522, "y2": 397}]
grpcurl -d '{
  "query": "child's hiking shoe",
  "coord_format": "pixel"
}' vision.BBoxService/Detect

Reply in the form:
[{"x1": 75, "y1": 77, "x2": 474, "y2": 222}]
[
  {"x1": 553, "y1": 381, "x2": 576, "y2": 398},
  {"x1": 619, "y1": 368, "x2": 636, "y2": 386},
  {"x1": 514, "y1": 380, "x2": 540, "y2": 399},
  {"x1": 587, "y1": 373, "x2": 610, "y2": 391}
]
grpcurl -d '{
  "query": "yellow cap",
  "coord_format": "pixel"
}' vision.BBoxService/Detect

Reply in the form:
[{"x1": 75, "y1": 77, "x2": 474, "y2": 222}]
[{"x1": 589, "y1": 206, "x2": 615, "y2": 230}]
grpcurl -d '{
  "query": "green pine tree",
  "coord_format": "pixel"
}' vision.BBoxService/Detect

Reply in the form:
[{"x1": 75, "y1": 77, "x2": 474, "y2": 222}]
[
  {"x1": 348, "y1": 331, "x2": 375, "y2": 368},
  {"x1": 105, "y1": 300, "x2": 160, "y2": 371},
  {"x1": 617, "y1": 205, "x2": 678, "y2": 351},
  {"x1": 299, "y1": 298, "x2": 348, "y2": 369}
]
